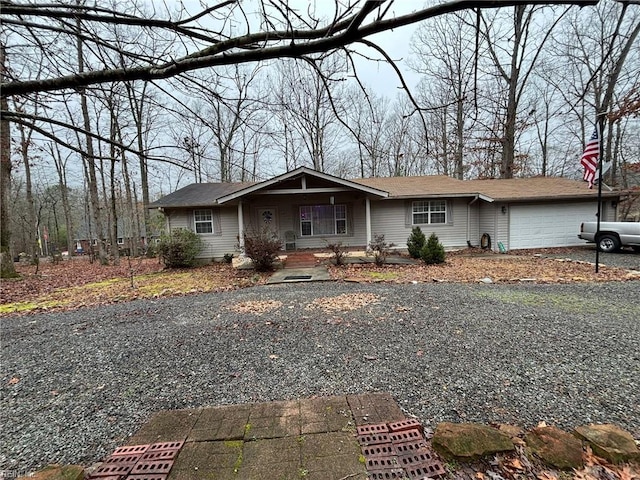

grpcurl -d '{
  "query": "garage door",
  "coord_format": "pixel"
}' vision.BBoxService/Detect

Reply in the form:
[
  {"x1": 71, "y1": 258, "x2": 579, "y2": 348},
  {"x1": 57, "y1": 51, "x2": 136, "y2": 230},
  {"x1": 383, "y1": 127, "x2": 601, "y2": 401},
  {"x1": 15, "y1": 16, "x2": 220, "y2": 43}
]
[{"x1": 509, "y1": 203, "x2": 597, "y2": 249}]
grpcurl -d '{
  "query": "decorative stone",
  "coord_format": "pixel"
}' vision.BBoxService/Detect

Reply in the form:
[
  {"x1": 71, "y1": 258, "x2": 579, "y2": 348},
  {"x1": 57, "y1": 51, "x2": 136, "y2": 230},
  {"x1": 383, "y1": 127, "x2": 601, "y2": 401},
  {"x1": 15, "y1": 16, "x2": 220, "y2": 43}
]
[
  {"x1": 497, "y1": 424, "x2": 525, "y2": 446},
  {"x1": 574, "y1": 424, "x2": 640, "y2": 464},
  {"x1": 525, "y1": 426, "x2": 583, "y2": 470},
  {"x1": 19, "y1": 464, "x2": 84, "y2": 480},
  {"x1": 479, "y1": 277, "x2": 493, "y2": 284},
  {"x1": 497, "y1": 424, "x2": 524, "y2": 438},
  {"x1": 433, "y1": 422, "x2": 514, "y2": 460}
]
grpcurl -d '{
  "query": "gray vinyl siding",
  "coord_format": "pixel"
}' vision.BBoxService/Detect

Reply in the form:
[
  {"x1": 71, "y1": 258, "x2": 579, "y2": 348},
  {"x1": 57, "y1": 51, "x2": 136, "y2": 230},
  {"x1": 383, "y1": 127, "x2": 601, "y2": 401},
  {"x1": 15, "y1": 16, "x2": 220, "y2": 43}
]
[
  {"x1": 166, "y1": 207, "x2": 238, "y2": 260},
  {"x1": 369, "y1": 198, "x2": 471, "y2": 250},
  {"x1": 467, "y1": 201, "x2": 480, "y2": 246},
  {"x1": 478, "y1": 202, "x2": 497, "y2": 250},
  {"x1": 495, "y1": 203, "x2": 510, "y2": 251}
]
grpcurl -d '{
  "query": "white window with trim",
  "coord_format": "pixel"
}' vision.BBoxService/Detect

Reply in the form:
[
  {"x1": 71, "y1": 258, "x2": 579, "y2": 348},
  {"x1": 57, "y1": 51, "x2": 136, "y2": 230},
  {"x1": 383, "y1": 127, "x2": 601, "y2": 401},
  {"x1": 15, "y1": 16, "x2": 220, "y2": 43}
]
[
  {"x1": 300, "y1": 205, "x2": 347, "y2": 236},
  {"x1": 412, "y1": 200, "x2": 447, "y2": 225},
  {"x1": 117, "y1": 237, "x2": 124, "y2": 245},
  {"x1": 194, "y1": 209, "x2": 214, "y2": 234}
]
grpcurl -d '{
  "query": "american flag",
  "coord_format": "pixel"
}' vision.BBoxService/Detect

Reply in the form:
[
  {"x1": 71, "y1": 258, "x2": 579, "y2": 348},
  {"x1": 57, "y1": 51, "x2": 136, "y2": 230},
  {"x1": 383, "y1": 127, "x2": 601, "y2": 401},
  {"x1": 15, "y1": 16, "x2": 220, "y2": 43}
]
[{"x1": 580, "y1": 126, "x2": 600, "y2": 189}]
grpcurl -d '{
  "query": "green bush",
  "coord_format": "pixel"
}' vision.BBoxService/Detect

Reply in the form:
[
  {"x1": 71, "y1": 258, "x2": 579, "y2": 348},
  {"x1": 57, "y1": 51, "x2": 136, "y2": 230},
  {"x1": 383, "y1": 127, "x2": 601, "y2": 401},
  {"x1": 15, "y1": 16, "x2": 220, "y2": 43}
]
[
  {"x1": 420, "y1": 233, "x2": 446, "y2": 265},
  {"x1": 243, "y1": 228, "x2": 282, "y2": 272},
  {"x1": 407, "y1": 226, "x2": 426, "y2": 259},
  {"x1": 368, "y1": 234, "x2": 396, "y2": 266},
  {"x1": 158, "y1": 228, "x2": 203, "y2": 268}
]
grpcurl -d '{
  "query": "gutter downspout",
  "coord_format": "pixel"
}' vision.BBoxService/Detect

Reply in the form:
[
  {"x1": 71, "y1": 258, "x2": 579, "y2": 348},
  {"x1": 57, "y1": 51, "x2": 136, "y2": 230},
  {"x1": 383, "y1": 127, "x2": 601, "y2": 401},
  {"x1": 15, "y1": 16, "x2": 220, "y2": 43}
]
[
  {"x1": 365, "y1": 196, "x2": 372, "y2": 250},
  {"x1": 467, "y1": 195, "x2": 479, "y2": 245},
  {"x1": 237, "y1": 200, "x2": 244, "y2": 250}
]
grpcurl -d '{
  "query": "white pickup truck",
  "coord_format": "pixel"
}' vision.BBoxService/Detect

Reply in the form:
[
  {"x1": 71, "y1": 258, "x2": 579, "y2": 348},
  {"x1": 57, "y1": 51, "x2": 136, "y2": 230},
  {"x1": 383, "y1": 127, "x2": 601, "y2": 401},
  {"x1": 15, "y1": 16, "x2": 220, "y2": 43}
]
[{"x1": 578, "y1": 221, "x2": 640, "y2": 252}]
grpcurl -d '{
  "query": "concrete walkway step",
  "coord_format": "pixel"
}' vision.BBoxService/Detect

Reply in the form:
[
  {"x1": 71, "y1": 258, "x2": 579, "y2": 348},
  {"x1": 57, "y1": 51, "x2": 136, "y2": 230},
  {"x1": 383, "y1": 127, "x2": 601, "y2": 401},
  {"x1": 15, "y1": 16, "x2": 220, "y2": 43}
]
[{"x1": 266, "y1": 267, "x2": 330, "y2": 284}]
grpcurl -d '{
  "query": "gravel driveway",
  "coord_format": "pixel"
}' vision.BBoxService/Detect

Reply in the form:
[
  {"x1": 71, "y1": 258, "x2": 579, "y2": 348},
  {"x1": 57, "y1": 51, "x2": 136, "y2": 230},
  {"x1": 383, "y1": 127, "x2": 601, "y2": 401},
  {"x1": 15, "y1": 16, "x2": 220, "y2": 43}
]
[
  {"x1": 539, "y1": 246, "x2": 640, "y2": 271},
  {"x1": 2, "y1": 281, "x2": 639, "y2": 472}
]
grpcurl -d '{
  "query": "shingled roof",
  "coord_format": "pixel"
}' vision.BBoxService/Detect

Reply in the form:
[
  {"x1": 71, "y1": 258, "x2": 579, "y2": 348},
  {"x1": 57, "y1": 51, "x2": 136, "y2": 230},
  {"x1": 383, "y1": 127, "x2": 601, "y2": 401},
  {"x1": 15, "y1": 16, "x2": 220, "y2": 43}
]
[
  {"x1": 149, "y1": 182, "x2": 254, "y2": 208},
  {"x1": 354, "y1": 176, "x2": 620, "y2": 201},
  {"x1": 149, "y1": 173, "x2": 620, "y2": 209}
]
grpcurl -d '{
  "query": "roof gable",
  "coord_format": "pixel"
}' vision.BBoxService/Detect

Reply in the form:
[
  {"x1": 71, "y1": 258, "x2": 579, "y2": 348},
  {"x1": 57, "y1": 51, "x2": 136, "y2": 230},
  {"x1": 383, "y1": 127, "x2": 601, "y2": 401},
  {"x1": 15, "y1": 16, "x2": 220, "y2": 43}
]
[{"x1": 216, "y1": 166, "x2": 388, "y2": 204}]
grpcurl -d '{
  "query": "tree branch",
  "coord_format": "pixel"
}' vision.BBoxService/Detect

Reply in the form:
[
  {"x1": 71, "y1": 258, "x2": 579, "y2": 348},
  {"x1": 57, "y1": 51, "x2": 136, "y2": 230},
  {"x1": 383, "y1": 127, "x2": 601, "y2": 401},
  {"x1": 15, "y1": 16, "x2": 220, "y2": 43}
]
[{"x1": 1, "y1": 0, "x2": 600, "y2": 97}]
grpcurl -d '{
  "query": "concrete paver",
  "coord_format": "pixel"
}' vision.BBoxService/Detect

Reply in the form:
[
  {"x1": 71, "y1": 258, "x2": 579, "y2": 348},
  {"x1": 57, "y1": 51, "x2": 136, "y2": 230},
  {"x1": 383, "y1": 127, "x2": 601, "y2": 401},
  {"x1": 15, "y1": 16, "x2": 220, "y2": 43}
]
[
  {"x1": 170, "y1": 441, "x2": 241, "y2": 480},
  {"x1": 347, "y1": 393, "x2": 405, "y2": 426},
  {"x1": 187, "y1": 405, "x2": 250, "y2": 442},
  {"x1": 128, "y1": 408, "x2": 202, "y2": 444},
  {"x1": 115, "y1": 393, "x2": 405, "y2": 480}
]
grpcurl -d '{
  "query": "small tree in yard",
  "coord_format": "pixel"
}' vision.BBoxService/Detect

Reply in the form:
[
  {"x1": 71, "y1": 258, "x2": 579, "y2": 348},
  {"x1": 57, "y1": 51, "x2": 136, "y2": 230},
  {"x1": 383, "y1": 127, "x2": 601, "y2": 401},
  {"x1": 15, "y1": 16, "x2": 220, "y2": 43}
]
[
  {"x1": 407, "y1": 226, "x2": 426, "y2": 259},
  {"x1": 158, "y1": 228, "x2": 203, "y2": 268},
  {"x1": 420, "y1": 233, "x2": 446, "y2": 265},
  {"x1": 243, "y1": 228, "x2": 282, "y2": 272},
  {"x1": 368, "y1": 234, "x2": 396, "y2": 266},
  {"x1": 325, "y1": 240, "x2": 348, "y2": 266}
]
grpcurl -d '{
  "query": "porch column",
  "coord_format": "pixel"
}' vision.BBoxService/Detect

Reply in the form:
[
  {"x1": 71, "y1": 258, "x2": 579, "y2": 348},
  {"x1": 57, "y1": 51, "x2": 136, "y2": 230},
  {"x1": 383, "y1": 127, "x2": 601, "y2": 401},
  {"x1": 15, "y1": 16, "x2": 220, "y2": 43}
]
[
  {"x1": 365, "y1": 196, "x2": 372, "y2": 249},
  {"x1": 237, "y1": 200, "x2": 244, "y2": 250}
]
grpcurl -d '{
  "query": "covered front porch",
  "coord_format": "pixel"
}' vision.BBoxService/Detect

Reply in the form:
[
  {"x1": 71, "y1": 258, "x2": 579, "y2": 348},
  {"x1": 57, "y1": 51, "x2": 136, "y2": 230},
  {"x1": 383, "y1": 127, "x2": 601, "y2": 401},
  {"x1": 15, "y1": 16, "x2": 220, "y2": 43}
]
[{"x1": 216, "y1": 167, "x2": 388, "y2": 252}]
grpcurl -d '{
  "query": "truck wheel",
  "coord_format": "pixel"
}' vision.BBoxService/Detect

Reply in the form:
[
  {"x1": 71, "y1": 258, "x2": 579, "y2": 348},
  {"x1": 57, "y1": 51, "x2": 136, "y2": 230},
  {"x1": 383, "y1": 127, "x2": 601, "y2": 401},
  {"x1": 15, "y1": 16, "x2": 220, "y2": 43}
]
[{"x1": 597, "y1": 234, "x2": 620, "y2": 253}]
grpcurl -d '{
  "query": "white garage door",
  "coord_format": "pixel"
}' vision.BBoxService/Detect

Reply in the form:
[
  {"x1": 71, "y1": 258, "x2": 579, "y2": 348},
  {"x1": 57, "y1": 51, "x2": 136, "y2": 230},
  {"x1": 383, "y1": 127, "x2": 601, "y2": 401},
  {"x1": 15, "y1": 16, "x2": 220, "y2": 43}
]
[{"x1": 509, "y1": 203, "x2": 597, "y2": 249}]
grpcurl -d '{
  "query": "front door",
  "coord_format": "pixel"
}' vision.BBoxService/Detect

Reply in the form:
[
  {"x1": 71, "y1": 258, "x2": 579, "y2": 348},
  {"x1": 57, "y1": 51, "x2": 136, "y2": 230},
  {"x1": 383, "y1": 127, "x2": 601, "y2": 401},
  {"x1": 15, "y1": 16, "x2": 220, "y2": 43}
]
[{"x1": 257, "y1": 207, "x2": 279, "y2": 238}]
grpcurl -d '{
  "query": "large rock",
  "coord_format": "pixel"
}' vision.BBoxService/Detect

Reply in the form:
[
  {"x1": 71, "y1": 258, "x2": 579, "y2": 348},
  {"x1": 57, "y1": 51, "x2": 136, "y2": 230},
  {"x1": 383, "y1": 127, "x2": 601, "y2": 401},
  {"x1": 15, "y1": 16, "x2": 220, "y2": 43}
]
[
  {"x1": 19, "y1": 465, "x2": 84, "y2": 480},
  {"x1": 574, "y1": 424, "x2": 640, "y2": 464},
  {"x1": 433, "y1": 422, "x2": 514, "y2": 460},
  {"x1": 525, "y1": 425, "x2": 583, "y2": 470}
]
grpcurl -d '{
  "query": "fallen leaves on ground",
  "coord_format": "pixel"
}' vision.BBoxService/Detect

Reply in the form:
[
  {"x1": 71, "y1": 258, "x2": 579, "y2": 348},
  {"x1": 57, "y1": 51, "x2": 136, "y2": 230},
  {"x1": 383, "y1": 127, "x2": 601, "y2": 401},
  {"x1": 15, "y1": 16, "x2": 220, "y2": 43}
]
[
  {"x1": 1, "y1": 249, "x2": 637, "y2": 317},
  {"x1": 228, "y1": 300, "x2": 283, "y2": 315},
  {"x1": 0, "y1": 257, "x2": 268, "y2": 317},
  {"x1": 304, "y1": 293, "x2": 380, "y2": 313},
  {"x1": 455, "y1": 445, "x2": 640, "y2": 480},
  {"x1": 328, "y1": 254, "x2": 635, "y2": 284}
]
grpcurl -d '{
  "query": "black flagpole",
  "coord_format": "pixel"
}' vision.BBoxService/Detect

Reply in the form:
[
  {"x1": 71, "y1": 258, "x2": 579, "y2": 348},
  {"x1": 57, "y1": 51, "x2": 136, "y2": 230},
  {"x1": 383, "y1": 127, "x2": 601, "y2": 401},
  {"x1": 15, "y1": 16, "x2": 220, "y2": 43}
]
[{"x1": 594, "y1": 118, "x2": 604, "y2": 273}]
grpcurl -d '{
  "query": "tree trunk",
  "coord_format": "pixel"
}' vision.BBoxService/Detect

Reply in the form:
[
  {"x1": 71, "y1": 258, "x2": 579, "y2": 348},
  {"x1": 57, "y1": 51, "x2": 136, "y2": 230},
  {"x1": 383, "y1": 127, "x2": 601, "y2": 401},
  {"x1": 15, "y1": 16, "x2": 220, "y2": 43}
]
[
  {"x1": 117, "y1": 120, "x2": 137, "y2": 256},
  {"x1": 51, "y1": 143, "x2": 75, "y2": 255},
  {"x1": 0, "y1": 43, "x2": 18, "y2": 278},
  {"x1": 108, "y1": 96, "x2": 120, "y2": 265},
  {"x1": 455, "y1": 94, "x2": 464, "y2": 180},
  {"x1": 500, "y1": 6, "x2": 524, "y2": 179},
  {"x1": 125, "y1": 81, "x2": 151, "y2": 248},
  {"x1": 76, "y1": 14, "x2": 108, "y2": 265},
  {"x1": 16, "y1": 119, "x2": 37, "y2": 263}
]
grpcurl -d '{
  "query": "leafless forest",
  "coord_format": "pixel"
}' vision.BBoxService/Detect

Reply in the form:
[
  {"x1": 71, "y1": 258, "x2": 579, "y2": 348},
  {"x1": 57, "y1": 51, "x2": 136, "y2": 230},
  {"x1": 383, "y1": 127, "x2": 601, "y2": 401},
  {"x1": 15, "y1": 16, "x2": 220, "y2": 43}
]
[{"x1": 1, "y1": 0, "x2": 638, "y2": 271}]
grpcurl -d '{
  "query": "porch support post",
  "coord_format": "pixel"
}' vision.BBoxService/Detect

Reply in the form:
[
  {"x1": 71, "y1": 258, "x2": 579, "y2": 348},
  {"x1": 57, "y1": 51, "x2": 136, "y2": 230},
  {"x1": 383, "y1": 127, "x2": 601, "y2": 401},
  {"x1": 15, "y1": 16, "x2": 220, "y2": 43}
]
[
  {"x1": 365, "y1": 196, "x2": 372, "y2": 250},
  {"x1": 237, "y1": 200, "x2": 244, "y2": 250}
]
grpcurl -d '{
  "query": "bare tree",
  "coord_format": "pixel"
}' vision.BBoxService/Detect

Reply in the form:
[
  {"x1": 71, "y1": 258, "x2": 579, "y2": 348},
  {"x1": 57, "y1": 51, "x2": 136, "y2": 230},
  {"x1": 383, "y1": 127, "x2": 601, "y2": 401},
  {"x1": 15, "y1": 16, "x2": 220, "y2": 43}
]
[
  {"x1": 344, "y1": 87, "x2": 389, "y2": 177},
  {"x1": 0, "y1": 43, "x2": 17, "y2": 277},
  {"x1": 49, "y1": 142, "x2": 75, "y2": 256},
  {"x1": 177, "y1": 64, "x2": 266, "y2": 182},
  {"x1": 410, "y1": 13, "x2": 478, "y2": 179},
  {"x1": 477, "y1": 5, "x2": 571, "y2": 178},
  {"x1": 272, "y1": 57, "x2": 348, "y2": 173},
  {"x1": 12, "y1": 98, "x2": 39, "y2": 262},
  {"x1": 1, "y1": 0, "x2": 613, "y2": 278},
  {"x1": 1, "y1": 0, "x2": 601, "y2": 97},
  {"x1": 549, "y1": 2, "x2": 640, "y2": 183}
]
